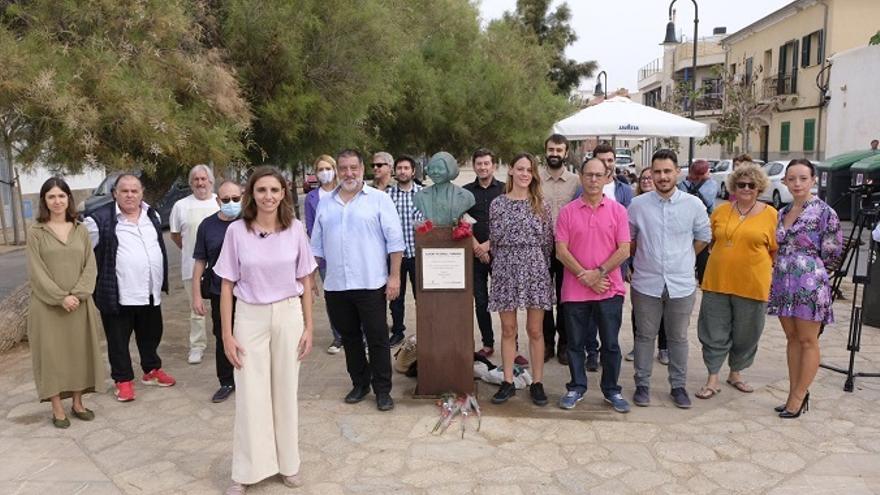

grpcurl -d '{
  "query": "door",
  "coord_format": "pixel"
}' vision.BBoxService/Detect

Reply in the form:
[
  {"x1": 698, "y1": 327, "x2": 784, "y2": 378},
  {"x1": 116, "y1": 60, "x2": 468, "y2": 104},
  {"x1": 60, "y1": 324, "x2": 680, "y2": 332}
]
[{"x1": 760, "y1": 125, "x2": 770, "y2": 163}]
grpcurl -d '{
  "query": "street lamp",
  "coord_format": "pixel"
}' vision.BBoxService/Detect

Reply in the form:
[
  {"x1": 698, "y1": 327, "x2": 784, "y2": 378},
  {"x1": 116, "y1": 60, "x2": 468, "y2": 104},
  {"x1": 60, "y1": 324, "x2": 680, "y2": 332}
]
[
  {"x1": 593, "y1": 70, "x2": 608, "y2": 100},
  {"x1": 663, "y1": 0, "x2": 699, "y2": 166}
]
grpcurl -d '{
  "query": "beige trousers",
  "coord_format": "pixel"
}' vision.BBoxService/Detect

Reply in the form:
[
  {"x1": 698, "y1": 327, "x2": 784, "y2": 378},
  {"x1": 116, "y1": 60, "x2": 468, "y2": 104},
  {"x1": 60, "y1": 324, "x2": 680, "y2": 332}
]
[
  {"x1": 232, "y1": 297, "x2": 304, "y2": 484},
  {"x1": 182, "y1": 278, "x2": 207, "y2": 351}
]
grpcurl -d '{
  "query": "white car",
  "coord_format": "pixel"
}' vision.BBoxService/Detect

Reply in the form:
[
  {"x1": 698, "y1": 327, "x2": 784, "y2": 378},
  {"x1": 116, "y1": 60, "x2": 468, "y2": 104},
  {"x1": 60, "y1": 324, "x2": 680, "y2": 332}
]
[
  {"x1": 713, "y1": 159, "x2": 766, "y2": 198},
  {"x1": 759, "y1": 161, "x2": 791, "y2": 208}
]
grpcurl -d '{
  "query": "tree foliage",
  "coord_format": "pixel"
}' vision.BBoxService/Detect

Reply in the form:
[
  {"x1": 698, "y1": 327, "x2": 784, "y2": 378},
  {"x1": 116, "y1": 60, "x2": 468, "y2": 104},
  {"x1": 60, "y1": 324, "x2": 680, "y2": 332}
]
[
  {"x1": 700, "y1": 63, "x2": 767, "y2": 154},
  {"x1": 501, "y1": 0, "x2": 597, "y2": 95}
]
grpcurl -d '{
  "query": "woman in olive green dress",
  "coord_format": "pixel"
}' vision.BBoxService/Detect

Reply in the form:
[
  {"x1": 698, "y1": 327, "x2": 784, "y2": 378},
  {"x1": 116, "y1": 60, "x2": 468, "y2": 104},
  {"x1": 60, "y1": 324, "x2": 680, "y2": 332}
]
[{"x1": 26, "y1": 177, "x2": 105, "y2": 428}]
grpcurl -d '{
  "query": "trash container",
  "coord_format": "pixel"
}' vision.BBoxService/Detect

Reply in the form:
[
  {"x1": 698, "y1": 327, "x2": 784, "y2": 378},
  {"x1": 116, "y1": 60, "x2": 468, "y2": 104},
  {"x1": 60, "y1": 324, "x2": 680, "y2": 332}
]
[
  {"x1": 818, "y1": 150, "x2": 877, "y2": 221},
  {"x1": 849, "y1": 153, "x2": 880, "y2": 220}
]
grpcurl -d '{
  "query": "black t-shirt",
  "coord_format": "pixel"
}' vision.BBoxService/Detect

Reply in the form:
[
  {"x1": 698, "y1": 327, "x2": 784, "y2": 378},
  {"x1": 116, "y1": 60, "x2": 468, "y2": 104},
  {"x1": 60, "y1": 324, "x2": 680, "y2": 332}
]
[
  {"x1": 193, "y1": 212, "x2": 235, "y2": 296},
  {"x1": 463, "y1": 178, "x2": 505, "y2": 245}
]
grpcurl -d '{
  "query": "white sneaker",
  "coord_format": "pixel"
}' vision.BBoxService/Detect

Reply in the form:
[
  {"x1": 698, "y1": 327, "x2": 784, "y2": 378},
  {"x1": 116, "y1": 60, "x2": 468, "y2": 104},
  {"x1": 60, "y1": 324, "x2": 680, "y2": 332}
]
[
  {"x1": 327, "y1": 341, "x2": 343, "y2": 354},
  {"x1": 187, "y1": 348, "x2": 204, "y2": 364}
]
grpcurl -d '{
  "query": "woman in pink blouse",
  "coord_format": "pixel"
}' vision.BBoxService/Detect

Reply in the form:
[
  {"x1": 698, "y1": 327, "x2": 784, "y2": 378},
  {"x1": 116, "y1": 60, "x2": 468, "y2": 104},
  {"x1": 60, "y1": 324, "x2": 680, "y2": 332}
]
[{"x1": 213, "y1": 167, "x2": 317, "y2": 494}]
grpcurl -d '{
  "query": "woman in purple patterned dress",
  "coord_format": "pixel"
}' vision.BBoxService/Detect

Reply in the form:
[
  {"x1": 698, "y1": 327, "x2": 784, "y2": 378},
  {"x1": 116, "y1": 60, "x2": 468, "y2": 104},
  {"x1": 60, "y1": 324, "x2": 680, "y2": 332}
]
[
  {"x1": 768, "y1": 159, "x2": 842, "y2": 418},
  {"x1": 488, "y1": 152, "x2": 555, "y2": 406}
]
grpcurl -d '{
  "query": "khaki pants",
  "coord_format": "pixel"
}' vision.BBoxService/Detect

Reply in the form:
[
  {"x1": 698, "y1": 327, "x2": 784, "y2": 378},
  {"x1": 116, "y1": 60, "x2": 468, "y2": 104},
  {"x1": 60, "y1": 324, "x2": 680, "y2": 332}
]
[
  {"x1": 182, "y1": 279, "x2": 207, "y2": 351},
  {"x1": 232, "y1": 297, "x2": 304, "y2": 484}
]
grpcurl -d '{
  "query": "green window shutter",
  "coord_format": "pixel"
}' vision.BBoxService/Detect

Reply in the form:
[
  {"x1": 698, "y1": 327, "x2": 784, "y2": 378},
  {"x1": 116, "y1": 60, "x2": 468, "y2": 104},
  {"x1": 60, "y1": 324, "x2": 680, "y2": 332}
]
[
  {"x1": 781, "y1": 122, "x2": 791, "y2": 152},
  {"x1": 804, "y1": 119, "x2": 815, "y2": 151}
]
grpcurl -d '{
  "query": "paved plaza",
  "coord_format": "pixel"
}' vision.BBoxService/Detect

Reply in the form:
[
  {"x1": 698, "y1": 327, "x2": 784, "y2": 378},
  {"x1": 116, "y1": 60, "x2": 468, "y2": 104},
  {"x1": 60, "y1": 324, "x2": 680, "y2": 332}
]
[{"x1": 2, "y1": 234, "x2": 880, "y2": 494}]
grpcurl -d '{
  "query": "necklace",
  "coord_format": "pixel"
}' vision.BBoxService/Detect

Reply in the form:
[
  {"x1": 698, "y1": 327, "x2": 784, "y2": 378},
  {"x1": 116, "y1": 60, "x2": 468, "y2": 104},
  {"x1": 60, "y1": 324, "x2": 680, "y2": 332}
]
[{"x1": 724, "y1": 202, "x2": 757, "y2": 247}]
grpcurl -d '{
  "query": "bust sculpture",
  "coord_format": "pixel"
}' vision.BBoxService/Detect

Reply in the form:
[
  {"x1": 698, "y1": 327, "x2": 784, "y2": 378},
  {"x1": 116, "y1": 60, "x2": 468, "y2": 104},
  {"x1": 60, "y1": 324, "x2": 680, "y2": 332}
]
[{"x1": 414, "y1": 151, "x2": 475, "y2": 227}]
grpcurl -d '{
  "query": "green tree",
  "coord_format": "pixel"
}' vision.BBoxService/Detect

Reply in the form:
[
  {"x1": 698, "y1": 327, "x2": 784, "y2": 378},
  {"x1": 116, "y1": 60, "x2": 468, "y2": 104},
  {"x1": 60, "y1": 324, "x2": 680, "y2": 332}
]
[
  {"x1": 501, "y1": 0, "x2": 597, "y2": 95},
  {"x1": 700, "y1": 63, "x2": 767, "y2": 155},
  {"x1": 0, "y1": 0, "x2": 251, "y2": 242}
]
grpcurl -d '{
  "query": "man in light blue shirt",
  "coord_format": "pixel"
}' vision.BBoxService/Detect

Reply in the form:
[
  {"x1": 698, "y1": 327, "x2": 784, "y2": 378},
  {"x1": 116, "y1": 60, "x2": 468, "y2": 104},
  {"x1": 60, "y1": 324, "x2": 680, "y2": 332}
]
[
  {"x1": 311, "y1": 149, "x2": 405, "y2": 412},
  {"x1": 629, "y1": 149, "x2": 711, "y2": 410}
]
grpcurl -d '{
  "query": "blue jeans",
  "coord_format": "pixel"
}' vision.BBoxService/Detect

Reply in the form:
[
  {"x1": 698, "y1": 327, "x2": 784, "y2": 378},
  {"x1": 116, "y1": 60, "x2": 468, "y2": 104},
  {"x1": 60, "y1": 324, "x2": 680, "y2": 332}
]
[
  {"x1": 564, "y1": 296, "x2": 624, "y2": 397},
  {"x1": 318, "y1": 266, "x2": 342, "y2": 342},
  {"x1": 390, "y1": 257, "x2": 417, "y2": 337}
]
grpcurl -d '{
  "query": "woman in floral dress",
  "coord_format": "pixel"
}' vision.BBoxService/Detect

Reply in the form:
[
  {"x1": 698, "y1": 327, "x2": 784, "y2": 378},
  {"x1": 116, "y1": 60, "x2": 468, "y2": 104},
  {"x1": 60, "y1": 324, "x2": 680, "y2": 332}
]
[
  {"x1": 488, "y1": 152, "x2": 555, "y2": 406},
  {"x1": 768, "y1": 159, "x2": 842, "y2": 418}
]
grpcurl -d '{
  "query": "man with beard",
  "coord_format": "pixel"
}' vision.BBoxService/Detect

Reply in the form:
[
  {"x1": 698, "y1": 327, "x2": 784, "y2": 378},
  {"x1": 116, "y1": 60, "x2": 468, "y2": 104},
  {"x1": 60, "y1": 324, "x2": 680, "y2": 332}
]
[
  {"x1": 386, "y1": 155, "x2": 423, "y2": 347},
  {"x1": 311, "y1": 149, "x2": 405, "y2": 411},
  {"x1": 540, "y1": 134, "x2": 579, "y2": 366},
  {"x1": 170, "y1": 164, "x2": 219, "y2": 365},
  {"x1": 628, "y1": 149, "x2": 711, "y2": 410}
]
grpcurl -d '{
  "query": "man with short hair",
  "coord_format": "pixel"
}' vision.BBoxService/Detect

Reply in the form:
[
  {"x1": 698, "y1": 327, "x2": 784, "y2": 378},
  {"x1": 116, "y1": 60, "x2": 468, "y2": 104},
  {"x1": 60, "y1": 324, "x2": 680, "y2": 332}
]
[
  {"x1": 85, "y1": 174, "x2": 176, "y2": 402},
  {"x1": 386, "y1": 155, "x2": 423, "y2": 347},
  {"x1": 677, "y1": 159, "x2": 718, "y2": 283},
  {"x1": 311, "y1": 149, "x2": 405, "y2": 411},
  {"x1": 871, "y1": 139, "x2": 879, "y2": 152},
  {"x1": 170, "y1": 164, "x2": 219, "y2": 365},
  {"x1": 540, "y1": 133, "x2": 579, "y2": 366},
  {"x1": 192, "y1": 180, "x2": 242, "y2": 403},
  {"x1": 371, "y1": 151, "x2": 395, "y2": 192},
  {"x1": 629, "y1": 149, "x2": 711, "y2": 409},
  {"x1": 556, "y1": 157, "x2": 631, "y2": 413},
  {"x1": 463, "y1": 148, "x2": 505, "y2": 357}
]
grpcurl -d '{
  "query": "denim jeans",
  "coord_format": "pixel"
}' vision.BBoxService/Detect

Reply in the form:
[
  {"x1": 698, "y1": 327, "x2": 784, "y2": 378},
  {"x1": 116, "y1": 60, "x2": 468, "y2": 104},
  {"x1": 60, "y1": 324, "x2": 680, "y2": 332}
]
[
  {"x1": 318, "y1": 266, "x2": 342, "y2": 342},
  {"x1": 390, "y1": 257, "x2": 417, "y2": 337},
  {"x1": 473, "y1": 258, "x2": 494, "y2": 348},
  {"x1": 564, "y1": 296, "x2": 624, "y2": 397}
]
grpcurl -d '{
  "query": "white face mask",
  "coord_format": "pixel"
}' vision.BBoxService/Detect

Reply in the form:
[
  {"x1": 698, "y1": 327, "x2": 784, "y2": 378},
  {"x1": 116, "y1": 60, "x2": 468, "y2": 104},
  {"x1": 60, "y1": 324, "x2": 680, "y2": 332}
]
[{"x1": 317, "y1": 169, "x2": 335, "y2": 184}]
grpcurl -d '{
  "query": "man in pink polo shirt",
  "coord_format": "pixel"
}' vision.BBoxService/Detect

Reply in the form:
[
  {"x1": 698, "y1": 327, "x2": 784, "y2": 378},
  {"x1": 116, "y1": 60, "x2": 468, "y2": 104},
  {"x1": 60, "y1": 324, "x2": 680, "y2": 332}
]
[{"x1": 555, "y1": 157, "x2": 632, "y2": 413}]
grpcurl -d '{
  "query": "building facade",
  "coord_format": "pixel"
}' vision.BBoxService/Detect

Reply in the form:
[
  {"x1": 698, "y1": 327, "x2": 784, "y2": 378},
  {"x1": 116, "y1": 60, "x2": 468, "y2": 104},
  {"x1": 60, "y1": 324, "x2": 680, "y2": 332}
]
[{"x1": 722, "y1": 0, "x2": 880, "y2": 162}]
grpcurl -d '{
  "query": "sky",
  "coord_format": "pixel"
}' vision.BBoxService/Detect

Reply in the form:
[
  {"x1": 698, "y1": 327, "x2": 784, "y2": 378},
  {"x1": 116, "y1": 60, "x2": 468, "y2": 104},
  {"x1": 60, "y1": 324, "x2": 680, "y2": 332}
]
[{"x1": 478, "y1": 0, "x2": 795, "y2": 92}]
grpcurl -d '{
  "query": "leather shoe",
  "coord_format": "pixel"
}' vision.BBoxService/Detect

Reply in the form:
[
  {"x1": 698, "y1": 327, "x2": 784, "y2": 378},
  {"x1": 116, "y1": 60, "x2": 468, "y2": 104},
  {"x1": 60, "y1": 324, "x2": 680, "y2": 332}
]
[
  {"x1": 557, "y1": 349, "x2": 569, "y2": 366},
  {"x1": 543, "y1": 347, "x2": 555, "y2": 362},
  {"x1": 344, "y1": 385, "x2": 370, "y2": 404},
  {"x1": 376, "y1": 393, "x2": 394, "y2": 411}
]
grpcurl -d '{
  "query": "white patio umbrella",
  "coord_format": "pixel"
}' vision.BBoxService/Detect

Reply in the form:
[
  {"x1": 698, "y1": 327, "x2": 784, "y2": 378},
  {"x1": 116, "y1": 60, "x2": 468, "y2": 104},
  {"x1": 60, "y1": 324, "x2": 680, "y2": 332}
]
[{"x1": 551, "y1": 96, "x2": 709, "y2": 140}]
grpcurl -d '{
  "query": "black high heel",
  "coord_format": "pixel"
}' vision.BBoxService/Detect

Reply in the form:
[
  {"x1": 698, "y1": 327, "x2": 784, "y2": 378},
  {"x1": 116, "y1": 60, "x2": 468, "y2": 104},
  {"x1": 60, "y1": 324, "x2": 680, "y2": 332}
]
[
  {"x1": 779, "y1": 392, "x2": 810, "y2": 419},
  {"x1": 773, "y1": 404, "x2": 785, "y2": 413}
]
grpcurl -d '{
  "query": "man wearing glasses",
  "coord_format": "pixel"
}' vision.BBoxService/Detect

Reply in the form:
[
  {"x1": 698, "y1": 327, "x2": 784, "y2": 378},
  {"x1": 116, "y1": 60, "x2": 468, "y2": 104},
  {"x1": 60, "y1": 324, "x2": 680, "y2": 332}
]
[
  {"x1": 371, "y1": 151, "x2": 395, "y2": 192},
  {"x1": 170, "y1": 164, "x2": 219, "y2": 365},
  {"x1": 191, "y1": 180, "x2": 243, "y2": 403}
]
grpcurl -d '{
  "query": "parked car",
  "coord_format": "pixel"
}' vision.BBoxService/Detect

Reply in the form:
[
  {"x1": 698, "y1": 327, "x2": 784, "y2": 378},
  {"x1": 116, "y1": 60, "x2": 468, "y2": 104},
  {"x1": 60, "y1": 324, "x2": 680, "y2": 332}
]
[
  {"x1": 615, "y1": 155, "x2": 636, "y2": 176},
  {"x1": 759, "y1": 161, "x2": 791, "y2": 209},
  {"x1": 302, "y1": 173, "x2": 319, "y2": 193},
  {"x1": 154, "y1": 178, "x2": 192, "y2": 229},
  {"x1": 77, "y1": 172, "x2": 190, "y2": 228},
  {"x1": 713, "y1": 159, "x2": 766, "y2": 198}
]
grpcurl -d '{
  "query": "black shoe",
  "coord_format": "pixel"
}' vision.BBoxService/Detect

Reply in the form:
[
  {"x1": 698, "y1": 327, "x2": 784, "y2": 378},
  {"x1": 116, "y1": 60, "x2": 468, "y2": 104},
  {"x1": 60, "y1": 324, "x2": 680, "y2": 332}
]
[
  {"x1": 376, "y1": 393, "x2": 395, "y2": 411},
  {"x1": 212, "y1": 385, "x2": 235, "y2": 403},
  {"x1": 530, "y1": 382, "x2": 548, "y2": 406},
  {"x1": 670, "y1": 387, "x2": 692, "y2": 409},
  {"x1": 773, "y1": 404, "x2": 786, "y2": 413},
  {"x1": 492, "y1": 381, "x2": 516, "y2": 404},
  {"x1": 585, "y1": 353, "x2": 599, "y2": 372},
  {"x1": 543, "y1": 347, "x2": 555, "y2": 363},
  {"x1": 389, "y1": 333, "x2": 404, "y2": 347},
  {"x1": 344, "y1": 385, "x2": 370, "y2": 404},
  {"x1": 779, "y1": 392, "x2": 809, "y2": 419}
]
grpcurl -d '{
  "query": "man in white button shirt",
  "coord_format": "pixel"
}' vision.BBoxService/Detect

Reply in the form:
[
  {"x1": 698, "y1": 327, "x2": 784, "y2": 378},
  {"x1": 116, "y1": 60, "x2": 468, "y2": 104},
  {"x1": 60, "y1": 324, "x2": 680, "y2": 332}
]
[
  {"x1": 85, "y1": 174, "x2": 176, "y2": 402},
  {"x1": 169, "y1": 164, "x2": 219, "y2": 364}
]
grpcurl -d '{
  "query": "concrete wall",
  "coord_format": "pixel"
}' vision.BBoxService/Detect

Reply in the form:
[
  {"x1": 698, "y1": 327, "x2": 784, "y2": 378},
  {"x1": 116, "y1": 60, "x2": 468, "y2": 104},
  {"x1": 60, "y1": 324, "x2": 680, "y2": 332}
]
[{"x1": 825, "y1": 44, "x2": 880, "y2": 157}]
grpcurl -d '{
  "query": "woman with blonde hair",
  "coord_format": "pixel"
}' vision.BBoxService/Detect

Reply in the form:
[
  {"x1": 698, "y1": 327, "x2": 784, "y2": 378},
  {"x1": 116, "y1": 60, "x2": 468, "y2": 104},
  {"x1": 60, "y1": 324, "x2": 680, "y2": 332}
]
[
  {"x1": 304, "y1": 154, "x2": 343, "y2": 354},
  {"x1": 214, "y1": 166, "x2": 317, "y2": 494},
  {"x1": 488, "y1": 152, "x2": 555, "y2": 406},
  {"x1": 696, "y1": 162, "x2": 778, "y2": 399}
]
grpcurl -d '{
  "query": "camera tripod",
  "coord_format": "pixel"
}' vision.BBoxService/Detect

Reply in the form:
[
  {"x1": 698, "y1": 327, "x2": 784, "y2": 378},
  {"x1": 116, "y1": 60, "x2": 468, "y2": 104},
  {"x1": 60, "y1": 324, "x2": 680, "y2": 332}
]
[{"x1": 819, "y1": 206, "x2": 880, "y2": 392}]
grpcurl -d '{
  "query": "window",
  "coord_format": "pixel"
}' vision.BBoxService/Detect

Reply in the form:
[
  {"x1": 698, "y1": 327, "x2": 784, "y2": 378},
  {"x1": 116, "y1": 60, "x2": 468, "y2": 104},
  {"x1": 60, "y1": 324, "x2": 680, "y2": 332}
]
[
  {"x1": 804, "y1": 119, "x2": 816, "y2": 151},
  {"x1": 745, "y1": 57, "x2": 754, "y2": 85},
  {"x1": 769, "y1": 162, "x2": 784, "y2": 176},
  {"x1": 801, "y1": 30, "x2": 825, "y2": 68},
  {"x1": 781, "y1": 122, "x2": 791, "y2": 152}
]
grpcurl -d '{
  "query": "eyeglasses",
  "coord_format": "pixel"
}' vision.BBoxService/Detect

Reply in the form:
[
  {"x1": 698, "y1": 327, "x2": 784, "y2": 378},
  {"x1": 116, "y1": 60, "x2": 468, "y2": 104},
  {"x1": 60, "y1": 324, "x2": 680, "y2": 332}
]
[
  {"x1": 371, "y1": 163, "x2": 388, "y2": 168},
  {"x1": 582, "y1": 173, "x2": 607, "y2": 181},
  {"x1": 736, "y1": 182, "x2": 756, "y2": 190},
  {"x1": 219, "y1": 196, "x2": 241, "y2": 204},
  {"x1": 639, "y1": 177, "x2": 653, "y2": 183}
]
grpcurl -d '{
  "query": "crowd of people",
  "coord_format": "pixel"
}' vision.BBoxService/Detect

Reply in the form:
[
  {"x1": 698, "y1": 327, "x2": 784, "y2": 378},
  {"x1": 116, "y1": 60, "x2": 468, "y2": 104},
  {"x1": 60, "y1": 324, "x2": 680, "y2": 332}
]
[{"x1": 24, "y1": 138, "x2": 843, "y2": 493}]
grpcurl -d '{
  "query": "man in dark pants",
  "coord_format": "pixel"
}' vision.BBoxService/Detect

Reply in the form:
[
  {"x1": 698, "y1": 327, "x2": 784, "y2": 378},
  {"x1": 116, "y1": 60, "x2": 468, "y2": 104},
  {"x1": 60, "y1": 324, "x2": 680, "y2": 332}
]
[
  {"x1": 387, "y1": 155, "x2": 423, "y2": 347},
  {"x1": 192, "y1": 180, "x2": 242, "y2": 403},
  {"x1": 84, "y1": 174, "x2": 176, "y2": 402},
  {"x1": 463, "y1": 148, "x2": 505, "y2": 358},
  {"x1": 311, "y1": 149, "x2": 405, "y2": 412},
  {"x1": 540, "y1": 134, "x2": 580, "y2": 365}
]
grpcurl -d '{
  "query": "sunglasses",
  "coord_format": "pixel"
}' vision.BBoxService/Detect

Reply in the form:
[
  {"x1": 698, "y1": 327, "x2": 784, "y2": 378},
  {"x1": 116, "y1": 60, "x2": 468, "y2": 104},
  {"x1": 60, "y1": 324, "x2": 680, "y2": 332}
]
[
  {"x1": 219, "y1": 196, "x2": 241, "y2": 204},
  {"x1": 736, "y1": 182, "x2": 756, "y2": 190},
  {"x1": 371, "y1": 163, "x2": 388, "y2": 168}
]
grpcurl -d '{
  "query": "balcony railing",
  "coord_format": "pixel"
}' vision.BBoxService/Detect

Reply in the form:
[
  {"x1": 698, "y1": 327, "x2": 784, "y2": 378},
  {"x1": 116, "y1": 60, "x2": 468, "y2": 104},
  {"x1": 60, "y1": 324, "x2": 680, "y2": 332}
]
[
  {"x1": 638, "y1": 58, "x2": 662, "y2": 82},
  {"x1": 763, "y1": 73, "x2": 798, "y2": 98},
  {"x1": 681, "y1": 93, "x2": 723, "y2": 112}
]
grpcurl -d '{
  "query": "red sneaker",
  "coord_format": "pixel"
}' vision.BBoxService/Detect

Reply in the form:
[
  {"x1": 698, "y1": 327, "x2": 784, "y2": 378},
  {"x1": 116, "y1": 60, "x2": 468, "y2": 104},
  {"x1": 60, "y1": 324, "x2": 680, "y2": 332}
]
[
  {"x1": 142, "y1": 368, "x2": 176, "y2": 387},
  {"x1": 115, "y1": 380, "x2": 135, "y2": 402},
  {"x1": 514, "y1": 354, "x2": 530, "y2": 367}
]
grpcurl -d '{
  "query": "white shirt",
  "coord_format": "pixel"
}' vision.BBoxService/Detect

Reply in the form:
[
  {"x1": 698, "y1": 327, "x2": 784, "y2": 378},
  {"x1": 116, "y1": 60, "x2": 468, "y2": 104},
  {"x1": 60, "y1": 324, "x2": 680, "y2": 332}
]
[
  {"x1": 318, "y1": 187, "x2": 331, "y2": 200},
  {"x1": 602, "y1": 182, "x2": 618, "y2": 202},
  {"x1": 169, "y1": 194, "x2": 219, "y2": 280},
  {"x1": 84, "y1": 202, "x2": 165, "y2": 306}
]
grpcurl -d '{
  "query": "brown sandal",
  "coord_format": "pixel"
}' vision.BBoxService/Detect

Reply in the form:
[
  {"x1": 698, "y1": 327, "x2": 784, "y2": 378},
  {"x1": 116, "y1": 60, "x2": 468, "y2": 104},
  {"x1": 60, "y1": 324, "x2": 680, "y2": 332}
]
[
  {"x1": 726, "y1": 379, "x2": 754, "y2": 393},
  {"x1": 695, "y1": 386, "x2": 721, "y2": 399}
]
